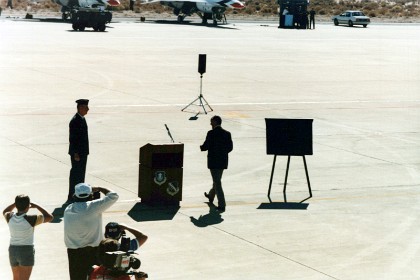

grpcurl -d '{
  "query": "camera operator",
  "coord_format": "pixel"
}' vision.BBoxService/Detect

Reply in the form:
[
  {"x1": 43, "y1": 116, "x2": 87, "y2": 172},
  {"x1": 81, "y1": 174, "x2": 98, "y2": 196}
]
[
  {"x1": 90, "y1": 238, "x2": 147, "y2": 280},
  {"x1": 64, "y1": 183, "x2": 119, "y2": 280},
  {"x1": 104, "y1": 222, "x2": 148, "y2": 251}
]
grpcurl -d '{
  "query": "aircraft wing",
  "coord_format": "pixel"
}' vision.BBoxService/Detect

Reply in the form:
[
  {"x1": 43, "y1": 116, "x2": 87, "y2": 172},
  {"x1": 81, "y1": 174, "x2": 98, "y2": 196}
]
[{"x1": 142, "y1": 0, "x2": 209, "y2": 3}]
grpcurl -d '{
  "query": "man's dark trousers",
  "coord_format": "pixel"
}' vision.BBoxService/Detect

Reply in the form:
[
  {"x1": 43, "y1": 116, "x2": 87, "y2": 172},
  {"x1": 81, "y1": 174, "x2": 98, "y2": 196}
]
[
  {"x1": 210, "y1": 169, "x2": 225, "y2": 208},
  {"x1": 310, "y1": 18, "x2": 315, "y2": 29},
  {"x1": 67, "y1": 246, "x2": 97, "y2": 280},
  {"x1": 68, "y1": 155, "x2": 87, "y2": 199}
]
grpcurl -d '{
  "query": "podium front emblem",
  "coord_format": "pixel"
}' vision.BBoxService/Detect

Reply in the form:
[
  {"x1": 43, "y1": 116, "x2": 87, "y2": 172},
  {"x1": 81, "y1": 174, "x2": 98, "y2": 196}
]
[
  {"x1": 154, "y1": 171, "x2": 167, "y2": 186},
  {"x1": 167, "y1": 181, "x2": 180, "y2": 196}
]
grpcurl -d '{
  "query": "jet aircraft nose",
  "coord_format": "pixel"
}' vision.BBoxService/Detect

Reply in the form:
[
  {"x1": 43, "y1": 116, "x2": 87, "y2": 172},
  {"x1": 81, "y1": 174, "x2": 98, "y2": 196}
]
[
  {"x1": 107, "y1": 0, "x2": 120, "y2": 6},
  {"x1": 230, "y1": 1, "x2": 245, "y2": 9}
]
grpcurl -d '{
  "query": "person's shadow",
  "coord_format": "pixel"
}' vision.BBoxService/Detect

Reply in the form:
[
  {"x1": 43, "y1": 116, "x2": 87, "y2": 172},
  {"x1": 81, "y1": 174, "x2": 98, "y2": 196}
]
[
  {"x1": 190, "y1": 203, "x2": 224, "y2": 227},
  {"x1": 50, "y1": 203, "x2": 70, "y2": 223}
]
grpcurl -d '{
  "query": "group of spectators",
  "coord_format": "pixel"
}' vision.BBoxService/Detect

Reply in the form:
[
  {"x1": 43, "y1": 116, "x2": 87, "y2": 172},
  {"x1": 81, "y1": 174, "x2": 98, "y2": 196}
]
[
  {"x1": 282, "y1": 7, "x2": 316, "y2": 29},
  {"x1": 3, "y1": 184, "x2": 148, "y2": 280},
  {"x1": 3, "y1": 99, "x2": 234, "y2": 280}
]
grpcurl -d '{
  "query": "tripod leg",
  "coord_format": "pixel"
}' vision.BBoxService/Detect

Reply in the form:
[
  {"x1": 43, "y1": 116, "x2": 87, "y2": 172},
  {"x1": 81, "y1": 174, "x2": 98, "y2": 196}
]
[
  {"x1": 199, "y1": 96, "x2": 208, "y2": 114},
  {"x1": 181, "y1": 96, "x2": 201, "y2": 112},
  {"x1": 200, "y1": 95, "x2": 213, "y2": 112}
]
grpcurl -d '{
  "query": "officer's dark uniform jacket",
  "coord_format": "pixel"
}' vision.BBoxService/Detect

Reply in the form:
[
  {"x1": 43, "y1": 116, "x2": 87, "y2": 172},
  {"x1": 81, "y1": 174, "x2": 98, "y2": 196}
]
[{"x1": 68, "y1": 113, "x2": 89, "y2": 156}]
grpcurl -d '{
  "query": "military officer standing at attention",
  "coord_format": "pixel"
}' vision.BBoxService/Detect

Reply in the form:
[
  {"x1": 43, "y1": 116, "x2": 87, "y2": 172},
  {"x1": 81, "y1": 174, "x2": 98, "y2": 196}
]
[
  {"x1": 68, "y1": 99, "x2": 89, "y2": 202},
  {"x1": 201, "y1": 116, "x2": 233, "y2": 212}
]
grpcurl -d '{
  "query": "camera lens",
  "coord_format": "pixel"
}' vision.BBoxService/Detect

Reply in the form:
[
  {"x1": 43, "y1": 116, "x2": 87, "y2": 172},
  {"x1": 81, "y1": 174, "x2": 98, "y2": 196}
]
[{"x1": 130, "y1": 257, "x2": 141, "y2": 269}]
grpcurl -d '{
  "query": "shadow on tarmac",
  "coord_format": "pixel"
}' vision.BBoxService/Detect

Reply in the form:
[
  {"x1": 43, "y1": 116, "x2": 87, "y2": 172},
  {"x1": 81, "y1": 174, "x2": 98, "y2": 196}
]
[
  {"x1": 190, "y1": 202, "x2": 224, "y2": 227},
  {"x1": 51, "y1": 203, "x2": 69, "y2": 223},
  {"x1": 128, "y1": 202, "x2": 180, "y2": 222},
  {"x1": 258, "y1": 202, "x2": 309, "y2": 210},
  {"x1": 153, "y1": 19, "x2": 238, "y2": 30}
]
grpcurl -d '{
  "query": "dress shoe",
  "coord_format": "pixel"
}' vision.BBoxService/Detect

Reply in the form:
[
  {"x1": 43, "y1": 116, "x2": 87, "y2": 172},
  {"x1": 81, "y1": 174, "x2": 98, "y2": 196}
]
[{"x1": 204, "y1": 192, "x2": 214, "y2": 204}]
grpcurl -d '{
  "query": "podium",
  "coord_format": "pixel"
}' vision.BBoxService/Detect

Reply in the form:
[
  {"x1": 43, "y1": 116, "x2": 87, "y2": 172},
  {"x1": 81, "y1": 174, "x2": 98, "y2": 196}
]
[{"x1": 138, "y1": 143, "x2": 184, "y2": 206}]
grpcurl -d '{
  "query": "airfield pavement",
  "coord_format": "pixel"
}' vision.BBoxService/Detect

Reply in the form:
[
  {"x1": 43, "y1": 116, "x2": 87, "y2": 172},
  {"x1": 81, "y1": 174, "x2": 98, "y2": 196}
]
[{"x1": 0, "y1": 16, "x2": 419, "y2": 280}]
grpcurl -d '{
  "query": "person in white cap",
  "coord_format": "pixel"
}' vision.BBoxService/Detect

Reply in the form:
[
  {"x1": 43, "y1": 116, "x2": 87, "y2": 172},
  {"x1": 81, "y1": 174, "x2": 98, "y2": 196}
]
[{"x1": 64, "y1": 183, "x2": 119, "y2": 280}]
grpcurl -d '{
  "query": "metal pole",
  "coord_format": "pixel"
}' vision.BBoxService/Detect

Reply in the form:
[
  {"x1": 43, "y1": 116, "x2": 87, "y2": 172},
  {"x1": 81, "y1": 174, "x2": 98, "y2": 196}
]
[
  {"x1": 267, "y1": 155, "x2": 277, "y2": 202},
  {"x1": 283, "y1": 155, "x2": 291, "y2": 203},
  {"x1": 303, "y1": 155, "x2": 312, "y2": 197}
]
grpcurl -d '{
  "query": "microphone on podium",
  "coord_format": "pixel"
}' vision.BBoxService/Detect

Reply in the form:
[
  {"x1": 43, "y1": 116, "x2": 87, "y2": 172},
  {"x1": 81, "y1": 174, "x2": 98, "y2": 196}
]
[{"x1": 165, "y1": 124, "x2": 175, "y2": 143}]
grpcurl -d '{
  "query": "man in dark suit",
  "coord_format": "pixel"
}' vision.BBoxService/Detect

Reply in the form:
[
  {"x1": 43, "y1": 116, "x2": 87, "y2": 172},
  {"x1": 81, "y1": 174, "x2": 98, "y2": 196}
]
[
  {"x1": 68, "y1": 99, "x2": 90, "y2": 202},
  {"x1": 200, "y1": 116, "x2": 233, "y2": 212},
  {"x1": 309, "y1": 8, "x2": 316, "y2": 29}
]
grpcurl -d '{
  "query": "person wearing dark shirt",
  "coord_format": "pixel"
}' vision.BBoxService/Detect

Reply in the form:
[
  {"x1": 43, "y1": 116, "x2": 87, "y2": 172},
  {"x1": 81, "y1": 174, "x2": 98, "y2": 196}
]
[
  {"x1": 68, "y1": 99, "x2": 90, "y2": 201},
  {"x1": 309, "y1": 8, "x2": 316, "y2": 29},
  {"x1": 104, "y1": 222, "x2": 148, "y2": 251},
  {"x1": 200, "y1": 116, "x2": 233, "y2": 212},
  {"x1": 90, "y1": 238, "x2": 147, "y2": 280}
]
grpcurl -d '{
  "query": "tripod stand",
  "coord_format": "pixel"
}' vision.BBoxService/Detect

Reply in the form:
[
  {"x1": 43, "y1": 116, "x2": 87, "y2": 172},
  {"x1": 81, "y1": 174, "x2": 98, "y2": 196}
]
[{"x1": 182, "y1": 74, "x2": 213, "y2": 114}]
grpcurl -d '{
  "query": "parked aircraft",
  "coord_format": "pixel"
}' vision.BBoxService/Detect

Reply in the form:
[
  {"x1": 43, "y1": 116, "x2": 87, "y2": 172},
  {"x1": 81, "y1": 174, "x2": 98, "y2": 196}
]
[
  {"x1": 54, "y1": 0, "x2": 121, "y2": 19},
  {"x1": 142, "y1": 0, "x2": 245, "y2": 25}
]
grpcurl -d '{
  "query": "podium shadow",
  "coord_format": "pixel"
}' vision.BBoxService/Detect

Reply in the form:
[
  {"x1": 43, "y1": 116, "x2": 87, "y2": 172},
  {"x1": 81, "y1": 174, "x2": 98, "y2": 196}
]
[
  {"x1": 190, "y1": 203, "x2": 224, "y2": 227},
  {"x1": 128, "y1": 202, "x2": 180, "y2": 222},
  {"x1": 258, "y1": 202, "x2": 309, "y2": 210}
]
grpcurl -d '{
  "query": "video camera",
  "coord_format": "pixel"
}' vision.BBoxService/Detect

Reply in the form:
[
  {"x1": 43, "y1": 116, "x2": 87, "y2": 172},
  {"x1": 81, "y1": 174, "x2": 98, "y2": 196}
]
[
  {"x1": 103, "y1": 222, "x2": 147, "y2": 278},
  {"x1": 103, "y1": 250, "x2": 141, "y2": 272}
]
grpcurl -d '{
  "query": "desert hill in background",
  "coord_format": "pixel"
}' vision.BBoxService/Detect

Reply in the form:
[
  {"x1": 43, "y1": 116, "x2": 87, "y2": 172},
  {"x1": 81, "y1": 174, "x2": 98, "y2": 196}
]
[{"x1": 1, "y1": 0, "x2": 420, "y2": 22}]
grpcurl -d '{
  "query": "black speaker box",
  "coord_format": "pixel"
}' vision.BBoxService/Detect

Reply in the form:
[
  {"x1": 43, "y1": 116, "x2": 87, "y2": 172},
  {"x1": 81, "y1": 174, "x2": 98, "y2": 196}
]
[{"x1": 198, "y1": 54, "x2": 206, "y2": 74}]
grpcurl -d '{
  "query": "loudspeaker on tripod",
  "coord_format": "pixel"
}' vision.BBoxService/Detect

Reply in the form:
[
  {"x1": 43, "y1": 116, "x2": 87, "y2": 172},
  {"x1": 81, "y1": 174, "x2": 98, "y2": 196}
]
[{"x1": 198, "y1": 54, "x2": 206, "y2": 75}]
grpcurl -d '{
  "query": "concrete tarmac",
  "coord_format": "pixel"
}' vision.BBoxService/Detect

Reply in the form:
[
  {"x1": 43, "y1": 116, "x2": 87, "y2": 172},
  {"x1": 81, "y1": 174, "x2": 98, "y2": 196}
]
[{"x1": 0, "y1": 18, "x2": 419, "y2": 280}]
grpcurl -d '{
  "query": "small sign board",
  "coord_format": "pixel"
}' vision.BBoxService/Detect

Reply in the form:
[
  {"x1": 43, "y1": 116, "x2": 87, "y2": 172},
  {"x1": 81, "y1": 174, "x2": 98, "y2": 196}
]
[{"x1": 265, "y1": 118, "x2": 313, "y2": 156}]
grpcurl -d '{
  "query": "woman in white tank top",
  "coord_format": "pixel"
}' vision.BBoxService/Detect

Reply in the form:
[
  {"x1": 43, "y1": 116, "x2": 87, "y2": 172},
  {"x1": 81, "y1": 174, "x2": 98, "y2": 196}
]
[{"x1": 3, "y1": 195, "x2": 53, "y2": 280}]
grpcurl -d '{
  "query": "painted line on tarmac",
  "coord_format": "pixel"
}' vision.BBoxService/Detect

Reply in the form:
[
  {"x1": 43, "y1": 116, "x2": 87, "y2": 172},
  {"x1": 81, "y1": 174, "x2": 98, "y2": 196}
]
[{"x1": 95, "y1": 99, "x2": 420, "y2": 107}]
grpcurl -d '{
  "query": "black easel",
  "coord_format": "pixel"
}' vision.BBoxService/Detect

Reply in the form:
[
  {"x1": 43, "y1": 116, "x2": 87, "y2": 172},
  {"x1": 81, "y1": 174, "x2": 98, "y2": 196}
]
[{"x1": 267, "y1": 155, "x2": 312, "y2": 203}]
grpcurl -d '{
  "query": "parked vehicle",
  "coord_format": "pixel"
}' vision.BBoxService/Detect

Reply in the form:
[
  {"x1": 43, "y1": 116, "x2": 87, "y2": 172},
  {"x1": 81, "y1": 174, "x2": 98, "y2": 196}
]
[{"x1": 332, "y1": 10, "x2": 370, "y2": 27}]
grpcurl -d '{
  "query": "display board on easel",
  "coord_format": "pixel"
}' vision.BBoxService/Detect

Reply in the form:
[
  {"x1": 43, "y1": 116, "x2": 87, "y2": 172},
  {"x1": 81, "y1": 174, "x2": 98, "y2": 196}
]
[{"x1": 265, "y1": 118, "x2": 313, "y2": 202}]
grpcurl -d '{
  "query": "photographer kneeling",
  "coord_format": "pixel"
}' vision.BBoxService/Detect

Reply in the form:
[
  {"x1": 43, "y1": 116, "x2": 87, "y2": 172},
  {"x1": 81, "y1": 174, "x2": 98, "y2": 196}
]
[{"x1": 90, "y1": 238, "x2": 147, "y2": 280}]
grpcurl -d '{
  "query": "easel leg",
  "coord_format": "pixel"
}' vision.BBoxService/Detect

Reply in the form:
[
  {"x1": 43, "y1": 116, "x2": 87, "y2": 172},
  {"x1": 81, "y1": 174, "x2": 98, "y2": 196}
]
[
  {"x1": 267, "y1": 155, "x2": 277, "y2": 202},
  {"x1": 302, "y1": 156, "x2": 312, "y2": 197},
  {"x1": 283, "y1": 156, "x2": 291, "y2": 203}
]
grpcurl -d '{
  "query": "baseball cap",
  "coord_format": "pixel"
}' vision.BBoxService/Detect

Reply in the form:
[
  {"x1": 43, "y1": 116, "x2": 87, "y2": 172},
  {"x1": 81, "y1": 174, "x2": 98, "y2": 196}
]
[
  {"x1": 74, "y1": 183, "x2": 92, "y2": 198},
  {"x1": 105, "y1": 222, "x2": 123, "y2": 239}
]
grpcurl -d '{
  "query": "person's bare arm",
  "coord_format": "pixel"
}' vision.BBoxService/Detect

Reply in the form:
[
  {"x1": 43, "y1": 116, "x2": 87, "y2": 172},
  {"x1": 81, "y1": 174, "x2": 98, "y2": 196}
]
[
  {"x1": 30, "y1": 202, "x2": 54, "y2": 223},
  {"x1": 119, "y1": 223, "x2": 148, "y2": 247}
]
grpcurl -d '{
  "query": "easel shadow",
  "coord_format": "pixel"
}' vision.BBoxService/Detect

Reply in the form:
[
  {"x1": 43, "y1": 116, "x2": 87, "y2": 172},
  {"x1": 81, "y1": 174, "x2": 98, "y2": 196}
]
[
  {"x1": 259, "y1": 194, "x2": 310, "y2": 210},
  {"x1": 128, "y1": 202, "x2": 180, "y2": 222},
  {"x1": 190, "y1": 203, "x2": 224, "y2": 227},
  {"x1": 258, "y1": 202, "x2": 309, "y2": 210}
]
